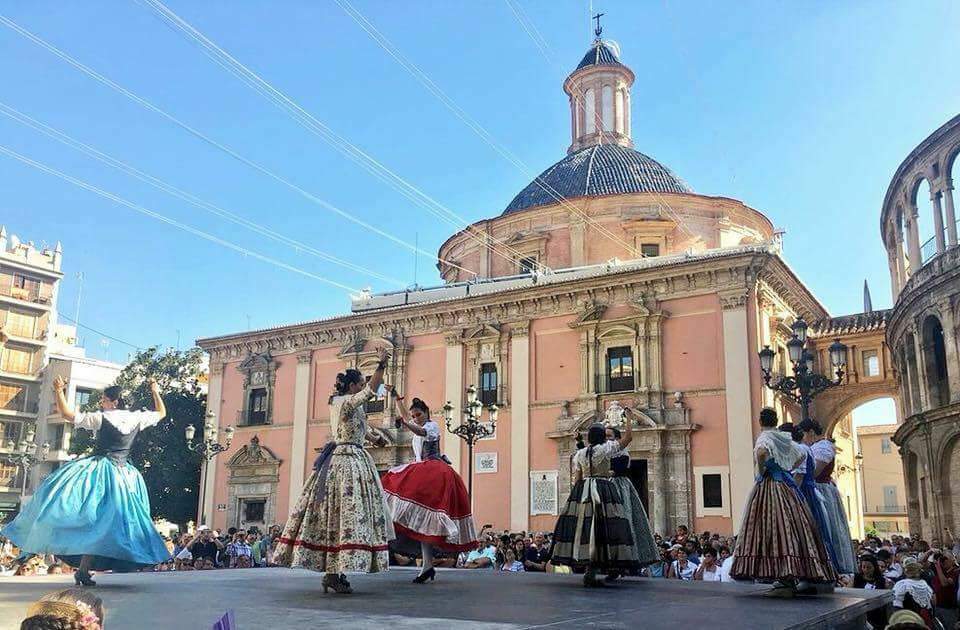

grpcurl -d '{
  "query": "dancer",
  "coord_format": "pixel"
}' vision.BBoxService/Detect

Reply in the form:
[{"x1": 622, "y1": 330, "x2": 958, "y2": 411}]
[
  {"x1": 273, "y1": 347, "x2": 395, "y2": 594},
  {"x1": 2, "y1": 377, "x2": 171, "y2": 586},
  {"x1": 785, "y1": 421, "x2": 839, "y2": 572},
  {"x1": 380, "y1": 391, "x2": 476, "y2": 583},
  {"x1": 730, "y1": 407, "x2": 835, "y2": 594},
  {"x1": 603, "y1": 426, "x2": 659, "y2": 581},
  {"x1": 550, "y1": 408, "x2": 642, "y2": 587},
  {"x1": 801, "y1": 420, "x2": 857, "y2": 576}
]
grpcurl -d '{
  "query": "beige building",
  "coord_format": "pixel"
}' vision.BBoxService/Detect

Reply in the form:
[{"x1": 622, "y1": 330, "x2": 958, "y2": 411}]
[
  {"x1": 0, "y1": 227, "x2": 63, "y2": 522},
  {"x1": 858, "y1": 423, "x2": 909, "y2": 534},
  {"x1": 833, "y1": 415, "x2": 865, "y2": 540}
]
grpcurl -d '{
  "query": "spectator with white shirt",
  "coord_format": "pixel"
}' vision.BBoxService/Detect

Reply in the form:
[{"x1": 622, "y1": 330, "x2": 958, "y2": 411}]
[
  {"x1": 667, "y1": 548, "x2": 696, "y2": 580},
  {"x1": 693, "y1": 549, "x2": 721, "y2": 582}
]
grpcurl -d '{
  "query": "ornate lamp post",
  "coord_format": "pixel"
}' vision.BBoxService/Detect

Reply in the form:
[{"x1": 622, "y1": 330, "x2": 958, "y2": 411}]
[
  {"x1": 443, "y1": 385, "x2": 498, "y2": 500},
  {"x1": 185, "y1": 411, "x2": 234, "y2": 526},
  {"x1": 758, "y1": 317, "x2": 848, "y2": 422},
  {"x1": 2, "y1": 426, "x2": 50, "y2": 497}
]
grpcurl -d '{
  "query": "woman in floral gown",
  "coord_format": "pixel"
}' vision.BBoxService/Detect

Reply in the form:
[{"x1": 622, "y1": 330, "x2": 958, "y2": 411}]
[{"x1": 273, "y1": 347, "x2": 395, "y2": 594}]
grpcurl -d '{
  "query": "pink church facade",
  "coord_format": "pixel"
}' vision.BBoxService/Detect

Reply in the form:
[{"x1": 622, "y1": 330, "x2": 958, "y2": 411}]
[{"x1": 196, "y1": 36, "x2": 829, "y2": 537}]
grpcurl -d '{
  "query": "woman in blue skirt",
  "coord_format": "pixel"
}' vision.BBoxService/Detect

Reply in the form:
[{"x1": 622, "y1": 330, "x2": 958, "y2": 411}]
[{"x1": 2, "y1": 375, "x2": 171, "y2": 585}]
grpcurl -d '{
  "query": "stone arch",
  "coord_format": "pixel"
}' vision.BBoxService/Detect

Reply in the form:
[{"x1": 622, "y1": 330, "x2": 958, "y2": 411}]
[
  {"x1": 940, "y1": 432, "x2": 960, "y2": 531},
  {"x1": 820, "y1": 391, "x2": 898, "y2": 438},
  {"x1": 921, "y1": 313, "x2": 950, "y2": 407},
  {"x1": 903, "y1": 331, "x2": 922, "y2": 413}
]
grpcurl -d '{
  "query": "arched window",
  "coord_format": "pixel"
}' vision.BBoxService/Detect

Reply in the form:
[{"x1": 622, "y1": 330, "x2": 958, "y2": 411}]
[
  {"x1": 601, "y1": 85, "x2": 613, "y2": 131},
  {"x1": 584, "y1": 88, "x2": 596, "y2": 135},
  {"x1": 921, "y1": 315, "x2": 950, "y2": 407},
  {"x1": 903, "y1": 335, "x2": 922, "y2": 413},
  {"x1": 913, "y1": 177, "x2": 939, "y2": 263},
  {"x1": 614, "y1": 89, "x2": 624, "y2": 133}
]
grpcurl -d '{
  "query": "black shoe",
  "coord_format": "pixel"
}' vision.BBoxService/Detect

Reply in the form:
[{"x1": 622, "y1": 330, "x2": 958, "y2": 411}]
[
  {"x1": 413, "y1": 567, "x2": 436, "y2": 583},
  {"x1": 583, "y1": 573, "x2": 607, "y2": 588},
  {"x1": 74, "y1": 570, "x2": 96, "y2": 587},
  {"x1": 605, "y1": 570, "x2": 621, "y2": 582}
]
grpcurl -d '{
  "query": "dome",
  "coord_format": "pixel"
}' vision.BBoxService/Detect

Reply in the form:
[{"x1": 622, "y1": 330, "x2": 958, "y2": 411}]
[
  {"x1": 575, "y1": 40, "x2": 625, "y2": 72},
  {"x1": 502, "y1": 144, "x2": 692, "y2": 215}
]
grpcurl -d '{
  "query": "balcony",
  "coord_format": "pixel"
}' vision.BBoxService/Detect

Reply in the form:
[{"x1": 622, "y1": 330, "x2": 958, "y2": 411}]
[
  {"x1": 0, "y1": 283, "x2": 53, "y2": 311},
  {"x1": 865, "y1": 504, "x2": 907, "y2": 515},
  {"x1": 0, "y1": 398, "x2": 39, "y2": 417}
]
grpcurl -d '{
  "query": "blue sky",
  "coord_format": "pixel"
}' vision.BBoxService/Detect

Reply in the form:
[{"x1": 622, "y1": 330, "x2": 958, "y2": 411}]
[{"x1": 2, "y1": 1, "x2": 957, "y2": 423}]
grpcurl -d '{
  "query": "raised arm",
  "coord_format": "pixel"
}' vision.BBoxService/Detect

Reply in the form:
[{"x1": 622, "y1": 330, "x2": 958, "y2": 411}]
[
  {"x1": 388, "y1": 388, "x2": 427, "y2": 437},
  {"x1": 618, "y1": 408, "x2": 635, "y2": 448},
  {"x1": 367, "y1": 347, "x2": 389, "y2": 393},
  {"x1": 148, "y1": 379, "x2": 167, "y2": 420},
  {"x1": 52, "y1": 375, "x2": 76, "y2": 422}
]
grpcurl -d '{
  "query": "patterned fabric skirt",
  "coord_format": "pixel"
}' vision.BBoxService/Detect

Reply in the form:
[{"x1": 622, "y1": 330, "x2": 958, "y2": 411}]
[
  {"x1": 1, "y1": 456, "x2": 170, "y2": 572},
  {"x1": 731, "y1": 476, "x2": 836, "y2": 582},
  {"x1": 609, "y1": 477, "x2": 660, "y2": 566},
  {"x1": 273, "y1": 445, "x2": 395, "y2": 575},
  {"x1": 815, "y1": 482, "x2": 857, "y2": 574},
  {"x1": 381, "y1": 459, "x2": 477, "y2": 553},
  {"x1": 549, "y1": 477, "x2": 640, "y2": 571}
]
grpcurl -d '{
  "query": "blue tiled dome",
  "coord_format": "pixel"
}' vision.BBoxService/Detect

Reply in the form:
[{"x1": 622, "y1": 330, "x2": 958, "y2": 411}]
[
  {"x1": 502, "y1": 144, "x2": 692, "y2": 215},
  {"x1": 575, "y1": 40, "x2": 624, "y2": 71}
]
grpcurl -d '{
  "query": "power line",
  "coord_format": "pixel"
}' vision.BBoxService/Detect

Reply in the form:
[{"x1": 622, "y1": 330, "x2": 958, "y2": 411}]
[
  {"x1": 334, "y1": 0, "x2": 643, "y2": 260},
  {"x1": 56, "y1": 310, "x2": 141, "y2": 350},
  {"x1": 0, "y1": 142, "x2": 362, "y2": 293},
  {"x1": 0, "y1": 13, "x2": 478, "y2": 279},
  {"x1": 0, "y1": 99, "x2": 405, "y2": 287},
  {"x1": 136, "y1": 0, "x2": 537, "y2": 275}
]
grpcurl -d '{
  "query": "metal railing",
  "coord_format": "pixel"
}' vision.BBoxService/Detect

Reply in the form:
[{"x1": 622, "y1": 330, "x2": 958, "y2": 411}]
[
  {"x1": 868, "y1": 505, "x2": 907, "y2": 514},
  {"x1": 0, "y1": 284, "x2": 52, "y2": 306}
]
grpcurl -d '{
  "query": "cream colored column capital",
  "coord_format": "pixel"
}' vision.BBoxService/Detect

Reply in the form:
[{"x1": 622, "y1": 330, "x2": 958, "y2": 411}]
[
  {"x1": 510, "y1": 331, "x2": 531, "y2": 532},
  {"x1": 289, "y1": 353, "x2": 312, "y2": 505}
]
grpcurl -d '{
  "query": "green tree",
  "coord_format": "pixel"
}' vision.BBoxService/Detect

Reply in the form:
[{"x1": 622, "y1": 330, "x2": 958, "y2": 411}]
[{"x1": 70, "y1": 347, "x2": 206, "y2": 528}]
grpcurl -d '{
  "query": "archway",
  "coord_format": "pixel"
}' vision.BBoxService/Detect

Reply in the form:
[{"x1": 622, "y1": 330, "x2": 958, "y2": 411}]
[
  {"x1": 912, "y1": 177, "x2": 938, "y2": 263},
  {"x1": 921, "y1": 314, "x2": 950, "y2": 407},
  {"x1": 942, "y1": 433, "x2": 960, "y2": 533},
  {"x1": 903, "y1": 333, "x2": 922, "y2": 413},
  {"x1": 849, "y1": 398, "x2": 904, "y2": 537}
]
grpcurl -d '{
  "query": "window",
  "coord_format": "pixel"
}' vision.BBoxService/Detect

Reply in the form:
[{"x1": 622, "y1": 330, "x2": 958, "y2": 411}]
[
  {"x1": 863, "y1": 350, "x2": 880, "y2": 377},
  {"x1": 584, "y1": 88, "x2": 596, "y2": 134},
  {"x1": 607, "y1": 346, "x2": 634, "y2": 392},
  {"x1": 11, "y1": 274, "x2": 40, "y2": 299},
  {"x1": 883, "y1": 485, "x2": 898, "y2": 510},
  {"x1": 0, "y1": 383, "x2": 25, "y2": 411},
  {"x1": 479, "y1": 363, "x2": 498, "y2": 405},
  {"x1": 881, "y1": 437, "x2": 892, "y2": 454},
  {"x1": 243, "y1": 499, "x2": 265, "y2": 523},
  {"x1": 50, "y1": 424, "x2": 65, "y2": 450},
  {"x1": 247, "y1": 388, "x2": 268, "y2": 425},
  {"x1": 518, "y1": 256, "x2": 538, "y2": 274},
  {"x1": 0, "y1": 463, "x2": 16, "y2": 485},
  {"x1": 2, "y1": 421, "x2": 20, "y2": 445},
  {"x1": 1, "y1": 346, "x2": 33, "y2": 374},
  {"x1": 4, "y1": 310, "x2": 36, "y2": 338},
  {"x1": 702, "y1": 474, "x2": 723, "y2": 508},
  {"x1": 75, "y1": 388, "x2": 95, "y2": 410},
  {"x1": 640, "y1": 243, "x2": 660, "y2": 258},
  {"x1": 601, "y1": 85, "x2": 613, "y2": 131}
]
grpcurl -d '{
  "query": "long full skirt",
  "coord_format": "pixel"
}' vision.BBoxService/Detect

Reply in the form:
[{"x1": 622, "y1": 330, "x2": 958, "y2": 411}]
[
  {"x1": 273, "y1": 445, "x2": 395, "y2": 574},
  {"x1": 381, "y1": 459, "x2": 476, "y2": 553},
  {"x1": 609, "y1": 477, "x2": 659, "y2": 566},
  {"x1": 814, "y1": 482, "x2": 857, "y2": 574},
  {"x1": 550, "y1": 477, "x2": 640, "y2": 571},
  {"x1": 731, "y1": 476, "x2": 836, "y2": 582},
  {"x1": 1, "y1": 456, "x2": 170, "y2": 571}
]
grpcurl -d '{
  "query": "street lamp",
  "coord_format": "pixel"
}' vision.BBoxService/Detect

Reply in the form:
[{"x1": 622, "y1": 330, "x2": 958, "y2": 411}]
[
  {"x1": 185, "y1": 410, "x2": 234, "y2": 526},
  {"x1": 758, "y1": 316, "x2": 847, "y2": 422},
  {"x1": 2, "y1": 426, "x2": 50, "y2": 498},
  {"x1": 444, "y1": 385, "x2": 498, "y2": 500}
]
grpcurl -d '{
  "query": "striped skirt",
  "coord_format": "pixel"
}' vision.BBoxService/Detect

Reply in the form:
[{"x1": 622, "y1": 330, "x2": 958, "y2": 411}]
[
  {"x1": 549, "y1": 477, "x2": 640, "y2": 571},
  {"x1": 731, "y1": 476, "x2": 836, "y2": 582}
]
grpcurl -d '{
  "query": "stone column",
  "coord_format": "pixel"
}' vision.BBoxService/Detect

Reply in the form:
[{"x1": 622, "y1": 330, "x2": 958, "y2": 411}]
[
  {"x1": 945, "y1": 180, "x2": 958, "y2": 247},
  {"x1": 932, "y1": 192, "x2": 946, "y2": 253},
  {"x1": 913, "y1": 325, "x2": 930, "y2": 412},
  {"x1": 895, "y1": 233, "x2": 907, "y2": 295},
  {"x1": 653, "y1": 438, "x2": 669, "y2": 535},
  {"x1": 906, "y1": 208, "x2": 923, "y2": 271},
  {"x1": 444, "y1": 335, "x2": 463, "y2": 476},
  {"x1": 719, "y1": 290, "x2": 754, "y2": 531},
  {"x1": 203, "y1": 362, "x2": 224, "y2": 526},
  {"x1": 288, "y1": 352, "x2": 312, "y2": 504},
  {"x1": 510, "y1": 324, "x2": 531, "y2": 532},
  {"x1": 937, "y1": 300, "x2": 960, "y2": 402}
]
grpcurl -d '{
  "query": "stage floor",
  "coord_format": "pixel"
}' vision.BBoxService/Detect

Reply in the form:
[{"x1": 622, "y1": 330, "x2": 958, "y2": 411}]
[{"x1": 0, "y1": 567, "x2": 890, "y2": 629}]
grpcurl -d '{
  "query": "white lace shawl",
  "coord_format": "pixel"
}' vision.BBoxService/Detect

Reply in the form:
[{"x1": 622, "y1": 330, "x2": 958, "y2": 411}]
[
  {"x1": 74, "y1": 409, "x2": 162, "y2": 434},
  {"x1": 754, "y1": 428, "x2": 803, "y2": 471},
  {"x1": 893, "y1": 578, "x2": 933, "y2": 608}
]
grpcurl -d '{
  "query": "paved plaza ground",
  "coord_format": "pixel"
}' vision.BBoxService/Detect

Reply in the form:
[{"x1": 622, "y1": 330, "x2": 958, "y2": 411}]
[{"x1": 0, "y1": 567, "x2": 891, "y2": 629}]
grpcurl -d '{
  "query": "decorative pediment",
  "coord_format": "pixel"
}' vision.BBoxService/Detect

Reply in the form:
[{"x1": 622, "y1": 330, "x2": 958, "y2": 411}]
[
  {"x1": 237, "y1": 351, "x2": 272, "y2": 373},
  {"x1": 463, "y1": 323, "x2": 501, "y2": 341},
  {"x1": 630, "y1": 294, "x2": 666, "y2": 317},
  {"x1": 569, "y1": 301, "x2": 607, "y2": 327},
  {"x1": 340, "y1": 335, "x2": 367, "y2": 357},
  {"x1": 227, "y1": 435, "x2": 282, "y2": 468},
  {"x1": 506, "y1": 228, "x2": 551, "y2": 246}
]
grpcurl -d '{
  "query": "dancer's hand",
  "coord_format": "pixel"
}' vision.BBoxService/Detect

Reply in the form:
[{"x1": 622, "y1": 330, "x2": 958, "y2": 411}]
[
  {"x1": 53, "y1": 375, "x2": 67, "y2": 393},
  {"x1": 147, "y1": 378, "x2": 161, "y2": 395},
  {"x1": 376, "y1": 347, "x2": 389, "y2": 365}
]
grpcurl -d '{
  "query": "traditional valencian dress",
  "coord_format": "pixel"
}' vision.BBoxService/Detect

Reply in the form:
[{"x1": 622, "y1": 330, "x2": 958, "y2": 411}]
[
  {"x1": 731, "y1": 428, "x2": 835, "y2": 582},
  {"x1": 1, "y1": 409, "x2": 171, "y2": 571},
  {"x1": 792, "y1": 441, "x2": 839, "y2": 570},
  {"x1": 608, "y1": 444, "x2": 659, "y2": 566},
  {"x1": 274, "y1": 385, "x2": 395, "y2": 574},
  {"x1": 380, "y1": 419, "x2": 476, "y2": 554},
  {"x1": 550, "y1": 441, "x2": 640, "y2": 572},
  {"x1": 811, "y1": 439, "x2": 856, "y2": 574}
]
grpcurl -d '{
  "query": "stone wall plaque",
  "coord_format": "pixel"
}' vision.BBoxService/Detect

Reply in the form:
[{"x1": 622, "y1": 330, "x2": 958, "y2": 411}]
[
  {"x1": 530, "y1": 470, "x2": 559, "y2": 515},
  {"x1": 476, "y1": 452, "x2": 498, "y2": 473}
]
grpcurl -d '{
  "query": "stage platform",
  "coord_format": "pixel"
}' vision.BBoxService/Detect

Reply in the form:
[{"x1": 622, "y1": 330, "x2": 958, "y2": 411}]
[{"x1": 0, "y1": 567, "x2": 891, "y2": 629}]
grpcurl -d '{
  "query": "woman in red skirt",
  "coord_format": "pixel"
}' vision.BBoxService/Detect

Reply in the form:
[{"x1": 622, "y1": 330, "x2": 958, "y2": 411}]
[{"x1": 381, "y1": 392, "x2": 477, "y2": 583}]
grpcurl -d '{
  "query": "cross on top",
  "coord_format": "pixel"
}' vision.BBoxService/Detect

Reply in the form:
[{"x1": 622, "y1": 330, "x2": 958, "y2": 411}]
[{"x1": 593, "y1": 12, "x2": 605, "y2": 38}]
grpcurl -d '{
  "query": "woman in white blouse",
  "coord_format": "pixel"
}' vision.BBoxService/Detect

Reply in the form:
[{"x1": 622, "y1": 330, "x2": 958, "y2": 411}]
[{"x1": 0, "y1": 376, "x2": 171, "y2": 586}]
